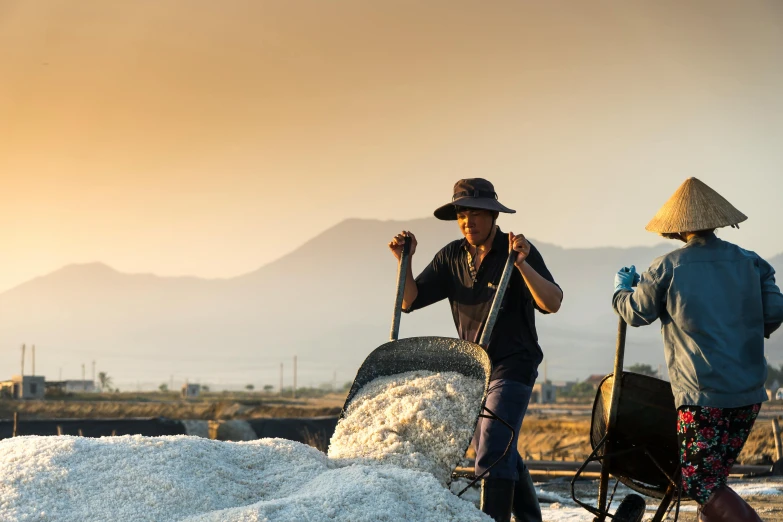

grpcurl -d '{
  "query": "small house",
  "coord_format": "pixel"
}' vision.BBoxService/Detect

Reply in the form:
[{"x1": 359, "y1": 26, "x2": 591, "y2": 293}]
[
  {"x1": 181, "y1": 383, "x2": 201, "y2": 398},
  {"x1": 531, "y1": 382, "x2": 556, "y2": 404},
  {"x1": 584, "y1": 374, "x2": 607, "y2": 391},
  {"x1": 0, "y1": 375, "x2": 46, "y2": 400}
]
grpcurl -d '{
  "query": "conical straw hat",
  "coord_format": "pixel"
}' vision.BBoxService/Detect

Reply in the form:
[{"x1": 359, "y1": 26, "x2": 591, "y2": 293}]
[{"x1": 645, "y1": 177, "x2": 747, "y2": 234}]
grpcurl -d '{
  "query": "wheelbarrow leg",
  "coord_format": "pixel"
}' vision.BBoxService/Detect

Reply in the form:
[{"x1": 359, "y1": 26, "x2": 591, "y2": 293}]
[
  {"x1": 651, "y1": 482, "x2": 676, "y2": 522},
  {"x1": 594, "y1": 464, "x2": 611, "y2": 522},
  {"x1": 456, "y1": 406, "x2": 516, "y2": 496}
]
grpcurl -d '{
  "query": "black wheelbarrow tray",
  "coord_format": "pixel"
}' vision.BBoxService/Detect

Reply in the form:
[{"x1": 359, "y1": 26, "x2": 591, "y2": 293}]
[
  {"x1": 331, "y1": 240, "x2": 519, "y2": 496},
  {"x1": 571, "y1": 320, "x2": 688, "y2": 522}
]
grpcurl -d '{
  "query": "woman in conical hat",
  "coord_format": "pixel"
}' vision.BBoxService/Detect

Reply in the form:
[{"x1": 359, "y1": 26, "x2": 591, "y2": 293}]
[{"x1": 612, "y1": 177, "x2": 783, "y2": 521}]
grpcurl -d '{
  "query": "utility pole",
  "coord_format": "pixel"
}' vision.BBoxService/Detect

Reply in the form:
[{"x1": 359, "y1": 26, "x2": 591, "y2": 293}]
[
  {"x1": 293, "y1": 356, "x2": 297, "y2": 399},
  {"x1": 279, "y1": 363, "x2": 283, "y2": 397},
  {"x1": 92, "y1": 360, "x2": 96, "y2": 384},
  {"x1": 21, "y1": 344, "x2": 25, "y2": 376}
]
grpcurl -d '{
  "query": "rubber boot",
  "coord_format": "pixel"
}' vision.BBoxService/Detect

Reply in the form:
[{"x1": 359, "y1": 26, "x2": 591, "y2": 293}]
[
  {"x1": 480, "y1": 478, "x2": 515, "y2": 522},
  {"x1": 698, "y1": 486, "x2": 762, "y2": 522},
  {"x1": 511, "y1": 461, "x2": 542, "y2": 522}
]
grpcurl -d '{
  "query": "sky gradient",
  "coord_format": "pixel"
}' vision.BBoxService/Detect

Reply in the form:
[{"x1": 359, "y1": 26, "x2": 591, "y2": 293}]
[{"x1": 2, "y1": 1, "x2": 782, "y2": 293}]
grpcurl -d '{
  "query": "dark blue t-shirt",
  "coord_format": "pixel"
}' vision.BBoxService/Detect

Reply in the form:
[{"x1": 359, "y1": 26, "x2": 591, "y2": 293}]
[{"x1": 404, "y1": 228, "x2": 559, "y2": 385}]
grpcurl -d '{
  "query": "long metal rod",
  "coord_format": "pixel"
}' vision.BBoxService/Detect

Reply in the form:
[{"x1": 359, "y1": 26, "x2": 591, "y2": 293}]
[
  {"x1": 596, "y1": 318, "x2": 628, "y2": 521},
  {"x1": 389, "y1": 239, "x2": 411, "y2": 341},
  {"x1": 478, "y1": 250, "x2": 516, "y2": 348}
]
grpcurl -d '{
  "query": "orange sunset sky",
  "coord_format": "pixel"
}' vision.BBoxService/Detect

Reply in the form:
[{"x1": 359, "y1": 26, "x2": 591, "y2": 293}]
[{"x1": 2, "y1": 1, "x2": 782, "y2": 293}]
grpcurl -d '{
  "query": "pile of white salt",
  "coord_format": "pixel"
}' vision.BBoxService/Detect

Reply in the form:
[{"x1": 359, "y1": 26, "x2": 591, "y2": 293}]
[{"x1": 0, "y1": 370, "x2": 489, "y2": 522}]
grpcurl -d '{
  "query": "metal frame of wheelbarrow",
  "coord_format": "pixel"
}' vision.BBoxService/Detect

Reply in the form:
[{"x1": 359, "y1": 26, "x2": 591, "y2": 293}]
[
  {"x1": 334, "y1": 239, "x2": 517, "y2": 497},
  {"x1": 570, "y1": 319, "x2": 683, "y2": 522}
]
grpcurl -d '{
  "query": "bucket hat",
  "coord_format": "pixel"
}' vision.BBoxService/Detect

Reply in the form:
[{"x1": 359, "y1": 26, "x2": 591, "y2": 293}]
[
  {"x1": 645, "y1": 177, "x2": 747, "y2": 234},
  {"x1": 434, "y1": 178, "x2": 516, "y2": 221}
]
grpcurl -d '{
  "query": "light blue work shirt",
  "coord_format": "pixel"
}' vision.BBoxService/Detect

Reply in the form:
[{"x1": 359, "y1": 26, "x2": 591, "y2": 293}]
[{"x1": 613, "y1": 233, "x2": 783, "y2": 408}]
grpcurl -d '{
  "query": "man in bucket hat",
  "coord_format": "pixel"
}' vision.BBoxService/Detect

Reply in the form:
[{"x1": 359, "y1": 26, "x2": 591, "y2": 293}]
[
  {"x1": 388, "y1": 179, "x2": 563, "y2": 522},
  {"x1": 612, "y1": 177, "x2": 783, "y2": 521}
]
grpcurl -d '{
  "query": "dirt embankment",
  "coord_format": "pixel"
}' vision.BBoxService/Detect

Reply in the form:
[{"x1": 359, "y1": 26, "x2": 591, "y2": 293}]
[
  {"x1": 519, "y1": 417, "x2": 593, "y2": 461},
  {"x1": 0, "y1": 398, "x2": 343, "y2": 421},
  {"x1": 518, "y1": 413, "x2": 781, "y2": 465}
]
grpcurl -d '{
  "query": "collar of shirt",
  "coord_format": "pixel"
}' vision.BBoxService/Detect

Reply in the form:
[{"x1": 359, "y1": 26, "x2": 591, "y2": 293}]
[
  {"x1": 461, "y1": 227, "x2": 507, "y2": 282},
  {"x1": 684, "y1": 231, "x2": 718, "y2": 248}
]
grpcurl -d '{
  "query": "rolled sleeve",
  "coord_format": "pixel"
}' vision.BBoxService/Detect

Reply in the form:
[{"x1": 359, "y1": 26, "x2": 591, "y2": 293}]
[
  {"x1": 403, "y1": 249, "x2": 450, "y2": 313},
  {"x1": 760, "y1": 258, "x2": 783, "y2": 338},
  {"x1": 612, "y1": 268, "x2": 667, "y2": 327}
]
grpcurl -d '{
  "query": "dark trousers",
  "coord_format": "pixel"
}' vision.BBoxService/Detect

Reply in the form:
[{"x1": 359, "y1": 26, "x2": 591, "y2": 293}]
[
  {"x1": 472, "y1": 379, "x2": 532, "y2": 480},
  {"x1": 472, "y1": 379, "x2": 541, "y2": 521}
]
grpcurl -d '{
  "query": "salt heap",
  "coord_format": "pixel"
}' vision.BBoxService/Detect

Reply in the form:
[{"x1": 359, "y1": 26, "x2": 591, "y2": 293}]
[
  {"x1": 328, "y1": 370, "x2": 484, "y2": 485},
  {"x1": 0, "y1": 435, "x2": 490, "y2": 522},
  {"x1": 0, "y1": 370, "x2": 490, "y2": 521}
]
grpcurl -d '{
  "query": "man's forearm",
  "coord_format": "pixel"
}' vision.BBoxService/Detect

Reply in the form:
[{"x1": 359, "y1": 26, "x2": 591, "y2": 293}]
[
  {"x1": 401, "y1": 265, "x2": 418, "y2": 310},
  {"x1": 517, "y1": 261, "x2": 562, "y2": 313}
]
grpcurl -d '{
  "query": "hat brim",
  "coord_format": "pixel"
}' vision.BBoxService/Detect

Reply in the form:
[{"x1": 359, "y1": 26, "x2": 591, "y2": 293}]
[{"x1": 433, "y1": 197, "x2": 516, "y2": 221}]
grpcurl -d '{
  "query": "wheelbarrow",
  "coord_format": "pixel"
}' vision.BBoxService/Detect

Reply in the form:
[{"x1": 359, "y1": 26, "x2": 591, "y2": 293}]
[
  {"x1": 333, "y1": 239, "x2": 517, "y2": 495},
  {"x1": 571, "y1": 318, "x2": 685, "y2": 522}
]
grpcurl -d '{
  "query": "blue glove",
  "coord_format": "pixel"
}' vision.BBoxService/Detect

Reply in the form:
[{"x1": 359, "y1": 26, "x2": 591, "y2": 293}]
[{"x1": 614, "y1": 265, "x2": 640, "y2": 294}]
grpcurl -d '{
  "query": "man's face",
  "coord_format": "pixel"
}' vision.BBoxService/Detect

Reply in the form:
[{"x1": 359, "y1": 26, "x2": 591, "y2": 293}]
[{"x1": 456, "y1": 208, "x2": 495, "y2": 246}]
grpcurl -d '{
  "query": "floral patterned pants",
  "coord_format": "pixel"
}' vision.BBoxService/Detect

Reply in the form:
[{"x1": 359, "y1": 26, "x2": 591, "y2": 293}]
[{"x1": 677, "y1": 403, "x2": 760, "y2": 504}]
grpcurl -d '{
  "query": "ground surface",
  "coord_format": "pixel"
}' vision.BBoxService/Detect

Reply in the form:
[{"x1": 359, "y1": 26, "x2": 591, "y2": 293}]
[{"x1": 534, "y1": 477, "x2": 783, "y2": 521}]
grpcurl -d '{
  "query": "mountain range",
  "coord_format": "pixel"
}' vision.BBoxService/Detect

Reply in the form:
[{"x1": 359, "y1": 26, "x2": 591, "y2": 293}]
[{"x1": 1, "y1": 218, "x2": 781, "y2": 389}]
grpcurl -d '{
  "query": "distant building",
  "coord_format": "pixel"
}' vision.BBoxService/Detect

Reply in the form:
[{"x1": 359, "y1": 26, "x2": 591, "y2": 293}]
[
  {"x1": 64, "y1": 380, "x2": 96, "y2": 393},
  {"x1": 551, "y1": 380, "x2": 577, "y2": 394},
  {"x1": 584, "y1": 374, "x2": 607, "y2": 390},
  {"x1": 531, "y1": 382, "x2": 556, "y2": 404},
  {"x1": 44, "y1": 381, "x2": 67, "y2": 396},
  {"x1": 181, "y1": 383, "x2": 201, "y2": 398},
  {"x1": 0, "y1": 375, "x2": 46, "y2": 400}
]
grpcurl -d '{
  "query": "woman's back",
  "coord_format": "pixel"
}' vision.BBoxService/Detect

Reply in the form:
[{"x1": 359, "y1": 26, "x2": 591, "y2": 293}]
[{"x1": 613, "y1": 232, "x2": 780, "y2": 408}]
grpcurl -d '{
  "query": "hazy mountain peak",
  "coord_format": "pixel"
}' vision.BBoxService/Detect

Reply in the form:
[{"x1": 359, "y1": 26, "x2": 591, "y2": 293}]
[{"x1": 1, "y1": 219, "x2": 781, "y2": 388}]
